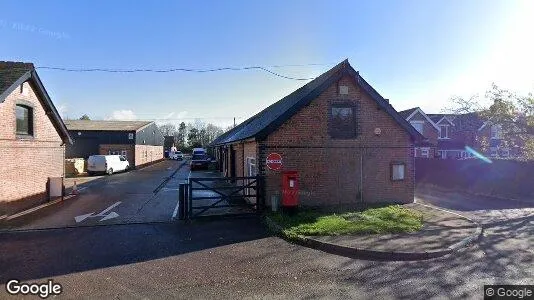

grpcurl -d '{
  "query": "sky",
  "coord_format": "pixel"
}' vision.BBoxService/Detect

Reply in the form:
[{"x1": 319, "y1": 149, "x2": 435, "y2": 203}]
[{"x1": 1, "y1": 0, "x2": 533, "y2": 128}]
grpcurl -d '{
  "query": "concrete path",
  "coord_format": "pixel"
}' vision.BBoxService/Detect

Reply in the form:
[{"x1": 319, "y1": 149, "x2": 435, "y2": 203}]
[{"x1": 310, "y1": 203, "x2": 479, "y2": 254}]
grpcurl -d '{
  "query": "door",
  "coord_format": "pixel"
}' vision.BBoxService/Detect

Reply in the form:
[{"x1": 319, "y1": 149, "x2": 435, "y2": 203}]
[{"x1": 230, "y1": 147, "x2": 236, "y2": 178}]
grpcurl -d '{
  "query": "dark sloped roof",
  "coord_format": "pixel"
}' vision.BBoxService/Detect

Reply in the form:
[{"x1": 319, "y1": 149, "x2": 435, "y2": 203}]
[
  {"x1": 0, "y1": 61, "x2": 33, "y2": 99},
  {"x1": 65, "y1": 120, "x2": 153, "y2": 131},
  {"x1": 399, "y1": 107, "x2": 418, "y2": 119},
  {"x1": 0, "y1": 61, "x2": 72, "y2": 144},
  {"x1": 212, "y1": 60, "x2": 424, "y2": 145}
]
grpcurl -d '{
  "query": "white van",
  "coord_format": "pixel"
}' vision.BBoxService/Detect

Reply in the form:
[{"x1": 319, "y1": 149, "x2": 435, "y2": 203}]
[{"x1": 87, "y1": 155, "x2": 130, "y2": 175}]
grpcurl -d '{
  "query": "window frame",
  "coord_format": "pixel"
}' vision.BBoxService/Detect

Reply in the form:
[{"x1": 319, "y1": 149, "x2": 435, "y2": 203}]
[
  {"x1": 410, "y1": 121, "x2": 424, "y2": 135},
  {"x1": 490, "y1": 125, "x2": 501, "y2": 139},
  {"x1": 390, "y1": 162, "x2": 406, "y2": 181},
  {"x1": 15, "y1": 103, "x2": 35, "y2": 137},
  {"x1": 328, "y1": 102, "x2": 359, "y2": 139},
  {"x1": 420, "y1": 147, "x2": 429, "y2": 158},
  {"x1": 438, "y1": 125, "x2": 449, "y2": 139}
]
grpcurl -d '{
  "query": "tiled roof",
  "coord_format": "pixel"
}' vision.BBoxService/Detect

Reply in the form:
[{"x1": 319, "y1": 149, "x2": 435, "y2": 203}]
[
  {"x1": 211, "y1": 60, "x2": 424, "y2": 145},
  {"x1": 398, "y1": 107, "x2": 419, "y2": 119},
  {"x1": 0, "y1": 61, "x2": 72, "y2": 144},
  {"x1": 0, "y1": 61, "x2": 34, "y2": 99},
  {"x1": 64, "y1": 120, "x2": 152, "y2": 131}
]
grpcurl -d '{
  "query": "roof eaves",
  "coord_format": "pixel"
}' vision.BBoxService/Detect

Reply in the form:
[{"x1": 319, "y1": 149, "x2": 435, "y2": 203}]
[
  {"x1": 354, "y1": 70, "x2": 425, "y2": 141},
  {"x1": 30, "y1": 70, "x2": 73, "y2": 144},
  {"x1": 0, "y1": 71, "x2": 32, "y2": 103}
]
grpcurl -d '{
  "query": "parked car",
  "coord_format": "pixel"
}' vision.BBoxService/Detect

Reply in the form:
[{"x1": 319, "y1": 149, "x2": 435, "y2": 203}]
[
  {"x1": 192, "y1": 148, "x2": 206, "y2": 155},
  {"x1": 169, "y1": 151, "x2": 184, "y2": 160},
  {"x1": 190, "y1": 154, "x2": 210, "y2": 171},
  {"x1": 87, "y1": 155, "x2": 130, "y2": 175}
]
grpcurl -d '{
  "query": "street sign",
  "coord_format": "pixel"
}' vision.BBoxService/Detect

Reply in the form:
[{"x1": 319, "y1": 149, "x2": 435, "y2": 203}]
[{"x1": 266, "y1": 153, "x2": 283, "y2": 170}]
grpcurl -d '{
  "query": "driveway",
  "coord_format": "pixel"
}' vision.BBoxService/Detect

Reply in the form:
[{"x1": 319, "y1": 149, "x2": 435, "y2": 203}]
[
  {"x1": 2, "y1": 159, "x2": 190, "y2": 231},
  {"x1": 0, "y1": 186, "x2": 532, "y2": 299}
]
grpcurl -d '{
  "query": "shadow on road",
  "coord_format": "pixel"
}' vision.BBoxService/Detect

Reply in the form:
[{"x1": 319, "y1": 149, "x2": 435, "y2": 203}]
[
  {"x1": 416, "y1": 186, "x2": 534, "y2": 212},
  {"x1": 0, "y1": 216, "x2": 269, "y2": 283}
]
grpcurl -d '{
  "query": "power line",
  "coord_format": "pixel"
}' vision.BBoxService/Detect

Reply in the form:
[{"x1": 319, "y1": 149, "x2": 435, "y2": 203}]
[{"x1": 34, "y1": 64, "x2": 325, "y2": 80}]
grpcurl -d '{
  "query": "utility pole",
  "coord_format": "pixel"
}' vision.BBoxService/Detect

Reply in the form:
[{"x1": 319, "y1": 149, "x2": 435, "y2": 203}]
[{"x1": 233, "y1": 117, "x2": 236, "y2": 128}]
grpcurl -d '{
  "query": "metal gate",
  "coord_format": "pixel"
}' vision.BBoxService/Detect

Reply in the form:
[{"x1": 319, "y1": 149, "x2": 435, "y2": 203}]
[{"x1": 178, "y1": 176, "x2": 263, "y2": 219}]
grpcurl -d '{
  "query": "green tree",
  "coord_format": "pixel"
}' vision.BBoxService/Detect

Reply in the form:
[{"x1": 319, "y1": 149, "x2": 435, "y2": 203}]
[
  {"x1": 79, "y1": 114, "x2": 91, "y2": 120},
  {"x1": 446, "y1": 83, "x2": 534, "y2": 160}
]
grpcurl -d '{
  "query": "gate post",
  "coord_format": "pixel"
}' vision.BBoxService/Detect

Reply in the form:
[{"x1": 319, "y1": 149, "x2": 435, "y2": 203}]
[{"x1": 178, "y1": 183, "x2": 186, "y2": 220}]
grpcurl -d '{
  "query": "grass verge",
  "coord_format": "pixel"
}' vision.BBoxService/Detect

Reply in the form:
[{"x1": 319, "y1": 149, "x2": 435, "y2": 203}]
[{"x1": 269, "y1": 205, "x2": 423, "y2": 237}]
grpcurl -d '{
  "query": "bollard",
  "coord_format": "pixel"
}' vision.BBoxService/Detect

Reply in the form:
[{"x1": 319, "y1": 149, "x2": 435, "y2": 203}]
[{"x1": 72, "y1": 181, "x2": 78, "y2": 195}]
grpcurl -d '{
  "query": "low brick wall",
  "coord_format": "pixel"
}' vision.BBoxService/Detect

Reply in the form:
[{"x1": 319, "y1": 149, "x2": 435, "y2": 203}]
[
  {"x1": 134, "y1": 145, "x2": 164, "y2": 168},
  {"x1": 415, "y1": 158, "x2": 534, "y2": 201}
]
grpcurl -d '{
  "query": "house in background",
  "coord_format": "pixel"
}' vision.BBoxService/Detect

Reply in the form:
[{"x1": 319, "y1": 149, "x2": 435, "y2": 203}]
[
  {"x1": 65, "y1": 120, "x2": 164, "y2": 168},
  {"x1": 427, "y1": 113, "x2": 486, "y2": 159},
  {"x1": 399, "y1": 107, "x2": 439, "y2": 158},
  {"x1": 0, "y1": 61, "x2": 72, "y2": 215},
  {"x1": 211, "y1": 60, "x2": 424, "y2": 207}
]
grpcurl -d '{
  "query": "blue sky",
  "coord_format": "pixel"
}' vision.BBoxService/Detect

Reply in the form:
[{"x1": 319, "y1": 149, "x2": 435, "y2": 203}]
[{"x1": 2, "y1": 0, "x2": 533, "y2": 127}]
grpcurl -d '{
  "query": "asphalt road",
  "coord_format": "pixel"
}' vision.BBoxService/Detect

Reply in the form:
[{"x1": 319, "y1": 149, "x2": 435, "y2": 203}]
[
  {"x1": 0, "y1": 187, "x2": 532, "y2": 299},
  {"x1": 2, "y1": 159, "x2": 189, "y2": 230}
]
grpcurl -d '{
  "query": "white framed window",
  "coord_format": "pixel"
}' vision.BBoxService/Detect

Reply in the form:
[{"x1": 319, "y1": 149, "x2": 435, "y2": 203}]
[
  {"x1": 501, "y1": 148, "x2": 510, "y2": 157},
  {"x1": 421, "y1": 148, "x2": 429, "y2": 158},
  {"x1": 391, "y1": 163, "x2": 405, "y2": 181},
  {"x1": 491, "y1": 125, "x2": 501, "y2": 139},
  {"x1": 410, "y1": 121, "x2": 424, "y2": 134},
  {"x1": 128, "y1": 133, "x2": 134, "y2": 140},
  {"x1": 490, "y1": 147, "x2": 498, "y2": 157},
  {"x1": 439, "y1": 125, "x2": 449, "y2": 139}
]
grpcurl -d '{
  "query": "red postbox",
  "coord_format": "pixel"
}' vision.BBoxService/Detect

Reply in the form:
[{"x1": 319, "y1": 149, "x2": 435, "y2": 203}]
[{"x1": 282, "y1": 171, "x2": 299, "y2": 207}]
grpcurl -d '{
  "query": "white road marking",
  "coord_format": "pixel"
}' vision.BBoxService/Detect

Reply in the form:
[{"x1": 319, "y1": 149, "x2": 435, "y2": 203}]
[
  {"x1": 172, "y1": 199, "x2": 180, "y2": 220},
  {"x1": 74, "y1": 201, "x2": 122, "y2": 223}
]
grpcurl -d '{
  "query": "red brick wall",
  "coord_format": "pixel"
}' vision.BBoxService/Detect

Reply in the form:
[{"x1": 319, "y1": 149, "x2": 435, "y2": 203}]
[
  {"x1": 99, "y1": 144, "x2": 135, "y2": 166},
  {"x1": 0, "y1": 81, "x2": 65, "y2": 213},
  {"x1": 134, "y1": 144, "x2": 163, "y2": 167},
  {"x1": 260, "y1": 74, "x2": 415, "y2": 206},
  {"x1": 409, "y1": 111, "x2": 438, "y2": 145}
]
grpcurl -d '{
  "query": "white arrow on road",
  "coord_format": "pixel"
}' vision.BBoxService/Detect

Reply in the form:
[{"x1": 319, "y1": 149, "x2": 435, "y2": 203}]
[{"x1": 74, "y1": 202, "x2": 122, "y2": 223}]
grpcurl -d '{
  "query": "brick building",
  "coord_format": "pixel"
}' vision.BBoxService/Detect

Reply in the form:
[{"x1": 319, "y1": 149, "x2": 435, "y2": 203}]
[
  {"x1": 211, "y1": 60, "x2": 424, "y2": 207},
  {"x1": 65, "y1": 120, "x2": 164, "y2": 168},
  {"x1": 399, "y1": 107, "x2": 439, "y2": 158},
  {"x1": 0, "y1": 61, "x2": 72, "y2": 215}
]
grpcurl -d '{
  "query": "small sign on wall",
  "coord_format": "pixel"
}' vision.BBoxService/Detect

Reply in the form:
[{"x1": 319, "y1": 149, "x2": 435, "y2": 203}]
[
  {"x1": 266, "y1": 153, "x2": 283, "y2": 170},
  {"x1": 128, "y1": 133, "x2": 134, "y2": 140}
]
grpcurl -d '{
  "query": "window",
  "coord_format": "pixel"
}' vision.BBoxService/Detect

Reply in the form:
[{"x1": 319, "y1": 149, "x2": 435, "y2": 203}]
[
  {"x1": 491, "y1": 125, "x2": 501, "y2": 139},
  {"x1": 329, "y1": 104, "x2": 357, "y2": 139},
  {"x1": 391, "y1": 163, "x2": 405, "y2": 181},
  {"x1": 128, "y1": 133, "x2": 134, "y2": 140},
  {"x1": 16, "y1": 105, "x2": 33, "y2": 136},
  {"x1": 410, "y1": 121, "x2": 424, "y2": 134},
  {"x1": 501, "y1": 148, "x2": 510, "y2": 157},
  {"x1": 121, "y1": 150, "x2": 127, "y2": 157},
  {"x1": 421, "y1": 148, "x2": 429, "y2": 158},
  {"x1": 108, "y1": 150, "x2": 120, "y2": 155},
  {"x1": 119, "y1": 156, "x2": 127, "y2": 162},
  {"x1": 490, "y1": 147, "x2": 498, "y2": 157},
  {"x1": 439, "y1": 125, "x2": 449, "y2": 139}
]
